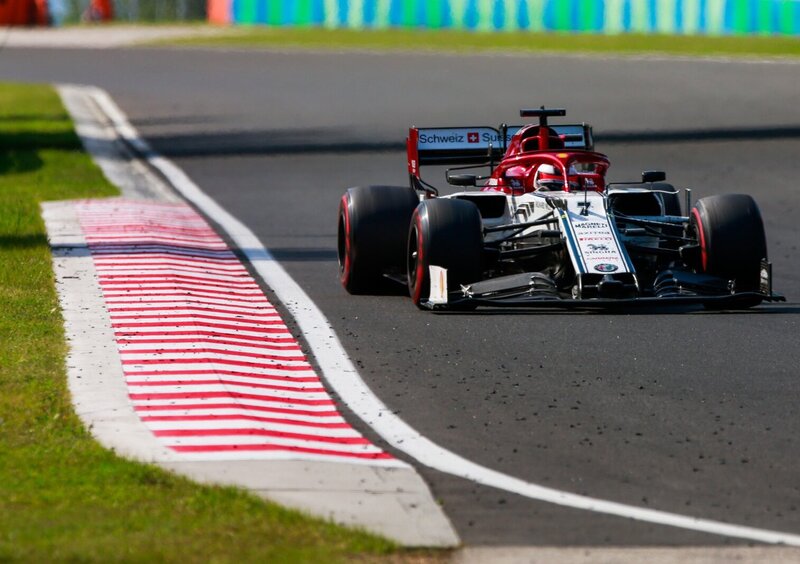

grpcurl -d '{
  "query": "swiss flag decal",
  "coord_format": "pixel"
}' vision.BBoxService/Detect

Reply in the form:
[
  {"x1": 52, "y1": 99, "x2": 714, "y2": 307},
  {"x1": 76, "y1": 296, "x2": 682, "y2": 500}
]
[{"x1": 467, "y1": 132, "x2": 479, "y2": 143}]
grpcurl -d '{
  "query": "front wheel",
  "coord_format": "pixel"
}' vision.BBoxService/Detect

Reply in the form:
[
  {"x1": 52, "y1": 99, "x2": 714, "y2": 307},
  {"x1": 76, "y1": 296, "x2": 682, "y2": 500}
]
[
  {"x1": 407, "y1": 198, "x2": 483, "y2": 308},
  {"x1": 691, "y1": 194, "x2": 767, "y2": 306}
]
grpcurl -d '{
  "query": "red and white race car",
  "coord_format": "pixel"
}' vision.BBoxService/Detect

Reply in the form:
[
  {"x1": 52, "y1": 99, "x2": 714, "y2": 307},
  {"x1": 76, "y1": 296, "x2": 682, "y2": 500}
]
[{"x1": 337, "y1": 108, "x2": 784, "y2": 310}]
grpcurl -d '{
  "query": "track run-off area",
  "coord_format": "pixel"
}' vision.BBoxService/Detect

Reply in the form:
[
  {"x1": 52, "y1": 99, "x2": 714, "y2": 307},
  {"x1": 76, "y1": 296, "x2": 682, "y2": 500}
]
[{"x1": 3, "y1": 45, "x2": 799, "y2": 548}]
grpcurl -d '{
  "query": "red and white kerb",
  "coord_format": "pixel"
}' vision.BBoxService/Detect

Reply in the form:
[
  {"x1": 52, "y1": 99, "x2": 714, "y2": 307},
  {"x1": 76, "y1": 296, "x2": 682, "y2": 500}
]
[{"x1": 75, "y1": 198, "x2": 395, "y2": 465}]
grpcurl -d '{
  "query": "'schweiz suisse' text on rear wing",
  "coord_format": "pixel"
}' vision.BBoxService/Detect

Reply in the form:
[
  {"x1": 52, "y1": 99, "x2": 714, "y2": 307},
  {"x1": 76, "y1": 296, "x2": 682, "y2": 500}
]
[{"x1": 406, "y1": 124, "x2": 594, "y2": 179}]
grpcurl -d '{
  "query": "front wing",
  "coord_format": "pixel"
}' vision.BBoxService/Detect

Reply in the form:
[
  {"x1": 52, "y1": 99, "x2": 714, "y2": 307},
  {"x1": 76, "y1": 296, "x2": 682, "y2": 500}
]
[{"x1": 421, "y1": 266, "x2": 786, "y2": 311}]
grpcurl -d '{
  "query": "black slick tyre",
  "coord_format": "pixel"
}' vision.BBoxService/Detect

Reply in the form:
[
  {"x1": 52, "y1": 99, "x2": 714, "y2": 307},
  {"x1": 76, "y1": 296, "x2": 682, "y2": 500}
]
[
  {"x1": 691, "y1": 194, "x2": 767, "y2": 306},
  {"x1": 407, "y1": 198, "x2": 483, "y2": 308},
  {"x1": 338, "y1": 185, "x2": 419, "y2": 294}
]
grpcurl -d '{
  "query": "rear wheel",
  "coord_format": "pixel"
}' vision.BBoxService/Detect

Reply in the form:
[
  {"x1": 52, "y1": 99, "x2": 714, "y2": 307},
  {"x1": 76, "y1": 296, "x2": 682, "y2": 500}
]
[
  {"x1": 407, "y1": 198, "x2": 483, "y2": 308},
  {"x1": 691, "y1": 194, "x2": 766, "y2": 306},
  {"x1": 338, "y1": 185, "x2": 419, "y2": 294}
]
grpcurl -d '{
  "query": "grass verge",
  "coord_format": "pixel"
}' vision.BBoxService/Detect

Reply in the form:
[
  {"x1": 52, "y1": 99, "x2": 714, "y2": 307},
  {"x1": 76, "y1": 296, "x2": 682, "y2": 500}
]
[
  {"x1": 0, "y1": 82, "x2": 415, "y2": 561},
  {"x1": 164, "y1": 26, "x2": 800, "y2": 58}
]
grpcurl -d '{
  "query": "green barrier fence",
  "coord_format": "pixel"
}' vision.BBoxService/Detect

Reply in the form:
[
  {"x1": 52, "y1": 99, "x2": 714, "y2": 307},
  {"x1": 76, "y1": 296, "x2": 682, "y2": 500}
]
[{"x1": 221, "y1": 0, "x2": 800, "y2": 36}]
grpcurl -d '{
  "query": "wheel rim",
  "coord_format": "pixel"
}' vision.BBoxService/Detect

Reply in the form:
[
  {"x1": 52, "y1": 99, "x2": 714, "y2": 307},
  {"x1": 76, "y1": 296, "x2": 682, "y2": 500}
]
[
  {"x1": 690, "y1": 207, "x2": 708, "y2": 272},
  {"x1": 408, "y1": 223, "x2": 419, "y2": 292},
  {"x1": 337, "y1": 199, "x2": 351, "y2": 286},
  {"x1": 337, "y1": 212, "x2": 346, "y2": 275}
]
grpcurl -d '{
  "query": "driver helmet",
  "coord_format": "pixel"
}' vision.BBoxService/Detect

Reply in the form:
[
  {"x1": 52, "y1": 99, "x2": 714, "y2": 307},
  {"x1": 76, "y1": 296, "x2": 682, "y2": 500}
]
[{"x1": 534, "y1": 164, "x2": 580, "y2": 191}]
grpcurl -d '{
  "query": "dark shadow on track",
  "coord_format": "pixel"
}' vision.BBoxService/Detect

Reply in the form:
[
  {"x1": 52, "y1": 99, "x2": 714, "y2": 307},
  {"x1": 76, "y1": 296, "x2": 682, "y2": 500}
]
[
  {"x1": 268, "y1": 247, "x2": 337, "y2": 262},
  {"x1": 430, "y1": 303, "x2": 800, "y2": 316},
  {"x1": 132, "y1": 115, "x2": 232, "y2": 127},
  {"x1": 598, "y1": 125, "x2": 800, "y2": 144},
  {"x1": 139, "y1": 125, "x2": 800, "y2": 158},
  {"x1": 145, "y1": 128, "x2": 404, "y2": 158}
]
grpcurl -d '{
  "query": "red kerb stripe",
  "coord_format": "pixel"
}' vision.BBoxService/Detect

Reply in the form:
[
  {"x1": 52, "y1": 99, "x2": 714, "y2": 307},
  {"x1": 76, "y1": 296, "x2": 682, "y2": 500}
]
[
  {"x1": 122, "y1": 369, "x2": 318, "y2": 383},
  {"x1": 169, "y1": 444, "x2": 394, "y2": 459},
  {"x1": 140, "y1": 414, "x2": 350, "y2": 428},
  {"x1": 126, "y1": 379, "x2": 325, "y2": 393},
  {"x1": 122, "y1": 357, "x2": 311, "y2": 371},
  {"x1": 153, "y1": 428, "x2": 369, "y2": 445},
  {"x1": 133, "y1": 402, "x2": 340, "y2": 417},
  {"x1": 112, "y1": 321, "x2": 287, "y2": 333},
  {"x1": 114, "y1": 332, "x2": 296, "y2": 344},
  {"x1": 128, "y1": 391, "x2": 334, "y2": 405},
  {"x1": 116, "y1": 336, "x2": 298, "y2": 347},
  {"x1": 119, "y1": 348, "x2": 306, "y2": 362}
]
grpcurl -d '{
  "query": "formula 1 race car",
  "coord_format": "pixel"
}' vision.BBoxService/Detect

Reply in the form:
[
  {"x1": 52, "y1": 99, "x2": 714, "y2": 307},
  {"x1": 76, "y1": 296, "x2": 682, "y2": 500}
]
[{"x1": 337, "y1": 108, "x2": 784, "y2": 310}]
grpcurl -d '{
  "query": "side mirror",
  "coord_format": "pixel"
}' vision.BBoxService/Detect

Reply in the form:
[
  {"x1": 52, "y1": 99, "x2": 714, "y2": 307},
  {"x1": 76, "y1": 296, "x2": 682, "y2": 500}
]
[
  {"x1": 642, "y1": 170, "x2": 666, "y2": 183},
  {"x1": 447, "y1": 173, "x2": 478, "y2": 187}
]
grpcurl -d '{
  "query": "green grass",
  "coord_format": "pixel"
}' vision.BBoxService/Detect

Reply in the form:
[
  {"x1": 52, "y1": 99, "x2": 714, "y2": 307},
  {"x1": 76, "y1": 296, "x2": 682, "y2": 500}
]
[
  {"x1": 164, "y1": 26, "x2": 800, "y2": 58},
  {"x1": 0, "y1": 83, "x2": 420, "y2": 561}
]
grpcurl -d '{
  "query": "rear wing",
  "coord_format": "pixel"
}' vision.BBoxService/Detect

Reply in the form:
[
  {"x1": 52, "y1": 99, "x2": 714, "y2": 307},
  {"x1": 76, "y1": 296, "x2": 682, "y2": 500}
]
[{"x1": 407, "y1": 124, "x2": 593, "y2": 177}]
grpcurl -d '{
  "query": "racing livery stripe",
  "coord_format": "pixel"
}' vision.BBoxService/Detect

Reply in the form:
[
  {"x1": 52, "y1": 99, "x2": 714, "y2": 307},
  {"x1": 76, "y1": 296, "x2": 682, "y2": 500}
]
[
  {"x1": 564, "y1": 194, "x2": 633, "y2": 275},
  {"x1": 75, "y1": 198, "x2": 397, "y2": 465},
  {"x1": 558, "y1": 211, "x2": 585, "y2": 275}
]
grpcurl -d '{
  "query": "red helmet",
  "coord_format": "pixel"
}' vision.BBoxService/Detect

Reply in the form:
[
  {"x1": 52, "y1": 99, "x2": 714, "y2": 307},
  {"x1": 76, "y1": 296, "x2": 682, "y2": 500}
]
[{"x1": 534, "y1": 164, "x2": 579, "y2": 191}]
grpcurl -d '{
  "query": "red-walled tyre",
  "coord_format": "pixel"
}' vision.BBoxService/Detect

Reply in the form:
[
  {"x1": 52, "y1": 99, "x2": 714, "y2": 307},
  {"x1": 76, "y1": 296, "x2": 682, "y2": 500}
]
[
  {"x1": 338, "y1": 185, "x2": 419, "y2": 294},
  {"x1": 691, "y1": 194, "x2": 767, "y2": 306},
  {"x1": 407, "y1": 198, "x2": 483, "y2": 308}
]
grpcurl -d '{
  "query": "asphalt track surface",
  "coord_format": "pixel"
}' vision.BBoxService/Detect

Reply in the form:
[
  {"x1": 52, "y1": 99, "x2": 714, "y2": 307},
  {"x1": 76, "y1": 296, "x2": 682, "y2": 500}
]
[{"x1": 3, "y1": 47, "x2": 799, "y2": 546}]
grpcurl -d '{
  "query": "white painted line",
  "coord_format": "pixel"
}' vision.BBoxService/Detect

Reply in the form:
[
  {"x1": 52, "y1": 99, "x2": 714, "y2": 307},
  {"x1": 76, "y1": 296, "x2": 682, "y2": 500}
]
[{"x1": 87, "y1": 85, "x2": 800, "y2": 546}]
